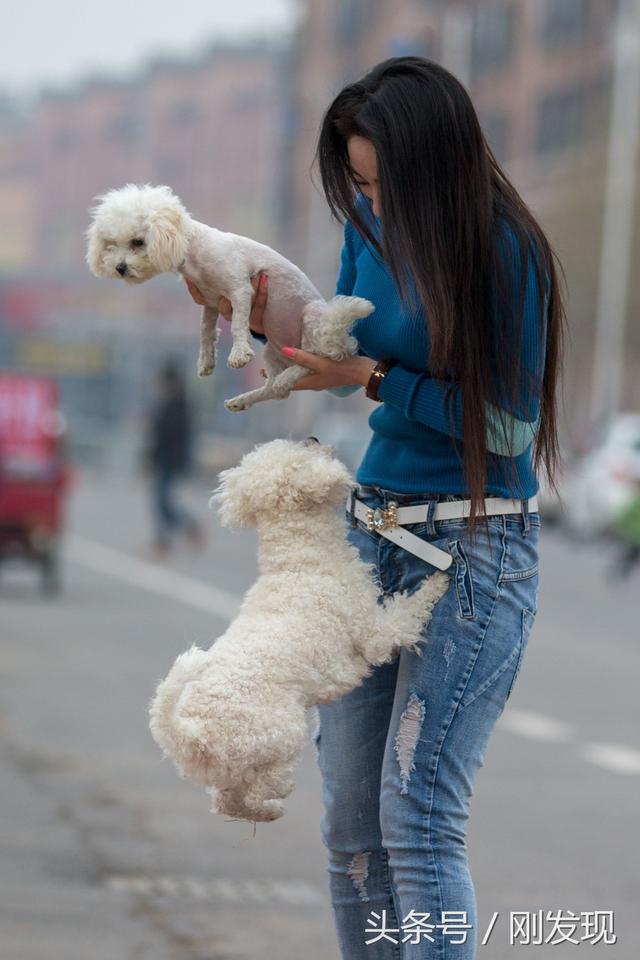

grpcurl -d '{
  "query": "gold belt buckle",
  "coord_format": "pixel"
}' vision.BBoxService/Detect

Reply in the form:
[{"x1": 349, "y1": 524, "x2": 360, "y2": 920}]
[{"x1": 367, "y1": 500, "x2": 399, "y2": 532}]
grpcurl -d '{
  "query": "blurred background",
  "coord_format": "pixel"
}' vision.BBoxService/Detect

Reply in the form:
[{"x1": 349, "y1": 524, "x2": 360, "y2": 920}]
[{"x1": 1, "y1": 1, "x2": 639, "y2": 958}]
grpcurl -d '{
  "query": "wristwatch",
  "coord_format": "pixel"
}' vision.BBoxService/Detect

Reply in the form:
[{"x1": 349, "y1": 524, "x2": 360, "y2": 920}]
[{"x1": 365, "y1": 358, "x2": 397, "y2": 402}]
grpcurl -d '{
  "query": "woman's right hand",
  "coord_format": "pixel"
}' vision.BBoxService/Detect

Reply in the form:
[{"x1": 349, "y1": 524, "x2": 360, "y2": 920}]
[{"x1": 184, "y1": 273, "x2": 268, "y2": 336}]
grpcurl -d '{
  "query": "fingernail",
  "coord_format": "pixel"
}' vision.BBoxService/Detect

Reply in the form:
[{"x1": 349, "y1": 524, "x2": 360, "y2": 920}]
[
  {"x1": 281, "y1": 346, "x2": 295, "y2": 356},
  {"x1": 260, "y1": 275, "x2": 268, "y2": 286}
]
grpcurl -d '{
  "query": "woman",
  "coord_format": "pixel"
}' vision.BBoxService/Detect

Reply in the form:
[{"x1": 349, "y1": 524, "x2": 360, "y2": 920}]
[{"x1": 187, "y1": 56, "x2": 565, "y2": 960}]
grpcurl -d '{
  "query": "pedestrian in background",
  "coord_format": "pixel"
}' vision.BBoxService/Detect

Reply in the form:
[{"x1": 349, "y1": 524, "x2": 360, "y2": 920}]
[
  {"x1": 146, "y1": 361, "x2": 204, "y2": 560},
  {"x1": 609, "y1": 474, "x2": 640, "y2": 580}
]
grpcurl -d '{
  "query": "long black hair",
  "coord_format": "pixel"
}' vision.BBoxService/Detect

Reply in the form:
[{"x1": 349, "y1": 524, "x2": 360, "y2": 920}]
[{"x1": 315, "y1": 56, "x2": 567, "y2": 540}]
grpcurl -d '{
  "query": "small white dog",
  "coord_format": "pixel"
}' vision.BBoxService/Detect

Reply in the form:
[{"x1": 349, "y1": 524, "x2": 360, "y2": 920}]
[
  {"x1": 85, "y1": 183, "x2": 374, "y2": 411},
  {"x1": 148, "y1": 437, "x2": 450, "y2": 825}
]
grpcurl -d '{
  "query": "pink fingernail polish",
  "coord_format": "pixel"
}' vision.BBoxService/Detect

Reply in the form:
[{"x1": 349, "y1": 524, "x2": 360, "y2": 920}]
[{"x1": 281, "y1": 346, "x2": 295, "y2": 356}]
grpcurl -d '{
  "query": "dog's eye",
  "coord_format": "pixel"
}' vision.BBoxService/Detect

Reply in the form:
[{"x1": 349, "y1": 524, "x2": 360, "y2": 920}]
[{"x1": 130, "y1": 238, "x2": 145, "y2": 248}]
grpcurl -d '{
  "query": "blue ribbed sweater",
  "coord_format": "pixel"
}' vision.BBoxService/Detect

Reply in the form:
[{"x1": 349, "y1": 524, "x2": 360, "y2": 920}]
[
  {"x1": 252, "y1": 208, "x2": 549, "y2": 498},
  {"x1": 331, "y1": 205, "x2": 548, "y2": 497}
]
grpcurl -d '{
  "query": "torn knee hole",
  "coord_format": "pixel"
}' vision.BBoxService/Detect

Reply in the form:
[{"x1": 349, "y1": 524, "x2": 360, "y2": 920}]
[
  {"x1": 347, "y1": 851, "x2": 371, "y2": 902},
  {"x1": 394, "y1": 692, "x2": 426, "y2": 795}
]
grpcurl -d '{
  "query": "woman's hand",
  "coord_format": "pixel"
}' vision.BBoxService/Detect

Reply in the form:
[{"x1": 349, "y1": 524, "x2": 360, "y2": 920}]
[
  {"x1": 280, "y1": 346, "x2": 377, "y2": 391},
  {"x1": 184, "y1": 273, "x2": 268, "y2": 336}
]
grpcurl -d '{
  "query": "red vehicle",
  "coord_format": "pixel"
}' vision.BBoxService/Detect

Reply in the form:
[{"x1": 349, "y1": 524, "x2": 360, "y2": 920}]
[{"x1": 0, "y1": 374, "x2": 72, "y2": 594}]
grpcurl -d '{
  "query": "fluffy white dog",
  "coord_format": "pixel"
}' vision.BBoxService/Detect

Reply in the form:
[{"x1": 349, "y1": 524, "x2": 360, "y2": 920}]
[
  {"x1": 85, "y1": 183, "x2": 374, "y2": 411},
  {"x1": 148, "y1": 437, "x2": 450, "y2": 825}
]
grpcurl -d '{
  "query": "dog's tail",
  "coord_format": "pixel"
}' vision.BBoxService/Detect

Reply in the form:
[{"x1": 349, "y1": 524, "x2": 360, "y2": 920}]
[
  {"x1": 326, "y1": 295, "x2": 375, "y2": 324},
  {"x1": 302, "y1": 295, "x2": 375, "y2": 360}
]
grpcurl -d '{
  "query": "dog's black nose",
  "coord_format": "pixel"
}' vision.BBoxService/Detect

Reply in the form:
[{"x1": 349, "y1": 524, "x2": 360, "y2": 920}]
[{"x1": 116, "y1": 262, "x2": 128, "y2": 276}]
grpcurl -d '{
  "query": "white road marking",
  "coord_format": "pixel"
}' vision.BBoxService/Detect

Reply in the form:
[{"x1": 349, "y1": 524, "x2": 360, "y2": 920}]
[
  {"x1": 501, "y1": 709, "x2": 640, "y2": 777},
  {"x1": 65, "y1": 533, "x2": 241, "y2": 620},
  {"x1": 66, "y1": 535, "x2": 640, "y2": 780},
  {"x1": 580, "y1": 742, "x2": 640, "y2": 775},
  {"x1": 105, "y1": 872, "x2": 324, "y2": 905},
  {"x1": 498, "y1": 709, "x2": 573, "y2": 743}
]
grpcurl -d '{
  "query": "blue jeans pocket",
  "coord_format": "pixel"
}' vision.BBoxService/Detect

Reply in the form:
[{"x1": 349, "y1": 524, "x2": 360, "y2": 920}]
[
  {"x1": 498, "y1": 518, "x2": 540, "y2": 583},
  {"x1": 449, "y1": 538, "x2": 476, "y2": 620}
]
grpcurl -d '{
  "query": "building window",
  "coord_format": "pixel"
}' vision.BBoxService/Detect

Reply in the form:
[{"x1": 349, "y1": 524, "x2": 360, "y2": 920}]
[
  {"x1": 385, "y1": 33, "x2": 434, "y2": 59},
  {"x1": 155, "y1": 155, "x2": 183, "y2": 180},
  {"x1": 482, "y1": 112, "x2": 510, "y2": 164},
  {"x1": 542, "y1": 0, "x2": 587, "y2": 46},
  {"x1": 589, "y1": 0, "x2": 619, "y2": 42},
  {"x1": 108, "y1": 113, "x2": 139, "y2": 143},
  {"x1": 471, "y1": 5, "x2": 515, "y2": 76},
  {"x1": 335, "y1": 0, "x2": 369, "y2": 46},
  {"x1": 536, "y1": 85, "x2": 585, "y2": 154},
  {"x1": 53, "y1": 127, "x2": 80, "y2": 151},
  {"x1": 169, "y1": 101, "x2": 201, "y2": 127},
  {"x1": 231, "y1": 89, "x2": 263, "y2": 112}
]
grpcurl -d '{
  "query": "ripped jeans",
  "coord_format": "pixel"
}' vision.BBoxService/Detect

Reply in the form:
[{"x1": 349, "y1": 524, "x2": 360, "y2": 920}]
[{"x1": 312, "y1": 484, "x2": 541, "y2": 959}]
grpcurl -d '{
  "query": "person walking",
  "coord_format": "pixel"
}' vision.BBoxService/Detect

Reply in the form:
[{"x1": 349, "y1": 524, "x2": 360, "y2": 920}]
[
  {"x1": 146, "y1": 361, "x2": 204, "y2": 559},
  {"x1": 608, "y1": 473, "x2": 640, "y2": 580},
  {"x1": 186, "y1": 56, "x2": 565, "y2": 960}
]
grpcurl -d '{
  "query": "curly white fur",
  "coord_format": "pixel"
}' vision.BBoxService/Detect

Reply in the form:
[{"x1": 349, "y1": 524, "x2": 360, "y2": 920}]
[
  {"x1": 85, "y1": 183, "x2": 374, "y2": 410},
  {"x1": 148, "y1": 438, "x2": 451, "y2": 825}
]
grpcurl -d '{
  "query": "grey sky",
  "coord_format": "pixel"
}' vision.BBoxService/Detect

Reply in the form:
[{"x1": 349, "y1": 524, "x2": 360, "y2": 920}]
[{"x1": 1, "y1": 0, "x2": 298, "y2": 96}]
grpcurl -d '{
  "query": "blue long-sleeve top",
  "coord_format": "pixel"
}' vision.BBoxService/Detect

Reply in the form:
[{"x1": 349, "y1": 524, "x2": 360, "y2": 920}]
[
  {"x1": 331, "y1": 205, "x2": 548, "y2": 497},
  {"x1": 251, "y1": 206, "x2": 549, "y2": 498}
]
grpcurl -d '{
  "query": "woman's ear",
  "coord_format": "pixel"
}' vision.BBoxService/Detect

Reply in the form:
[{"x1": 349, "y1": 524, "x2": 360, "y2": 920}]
[{"x1": 146, "y1": 201, "x2": 191, "y2": 272}]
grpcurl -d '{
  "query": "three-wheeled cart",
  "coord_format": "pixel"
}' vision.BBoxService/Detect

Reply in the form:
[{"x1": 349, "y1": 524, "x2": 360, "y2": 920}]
[{"x1": 0, "y1": 374, "x2": 71, "y2": 595}]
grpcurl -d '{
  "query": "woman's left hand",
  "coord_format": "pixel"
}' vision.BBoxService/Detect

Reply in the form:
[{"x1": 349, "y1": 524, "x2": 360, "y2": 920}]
[{"x1": 280, "y1": 347, "x2": 376, "y2": 391}]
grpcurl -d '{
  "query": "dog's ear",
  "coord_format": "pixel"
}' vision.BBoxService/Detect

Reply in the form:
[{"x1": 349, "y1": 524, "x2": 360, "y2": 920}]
[
  {"x1": 292, "y1": 457, "x2": 352, "y2": 507},
  {"x1": 85, "y1": 216, "x2": 109, "y2": 277},
  {"x1": 209, "y1": 465, "x2": 257, "y2": 529},
  {"x1": 146, "y1": 199, "x2": 190, "y2": 272}
]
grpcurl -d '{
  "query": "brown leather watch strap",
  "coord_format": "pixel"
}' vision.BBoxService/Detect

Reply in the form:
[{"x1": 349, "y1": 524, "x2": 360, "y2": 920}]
[{"x1": 365, "y1": 358, "x2": 397, "y2": 402}]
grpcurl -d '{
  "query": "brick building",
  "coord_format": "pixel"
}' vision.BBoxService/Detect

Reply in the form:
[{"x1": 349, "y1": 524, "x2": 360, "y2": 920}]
[
  {"x1": 7, "y1": 42, "x2": 283, "y2": 275},
  {"x1": 287, "y1": 0, "x2": 616, "y2": 282},
  {"x1": 0, "y1": 4, "x2": 634, "y2": 446},
  {"x1": 0, "y1": 42, "x2": 288, "y2": 444},
  {"x1": 284, "y1": 0, "x2": 625, "y2": 432}
]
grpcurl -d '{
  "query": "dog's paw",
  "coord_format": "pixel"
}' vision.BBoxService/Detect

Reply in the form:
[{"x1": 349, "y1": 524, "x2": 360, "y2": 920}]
[
  {"x1": 431, "y1": 570, "x2": 452, "y2": 600},
  {"x1": 197, "y1": 354, "x2": 216, "y2": 377},
  {"x1": 227, "y1": 343, "x2": 255, "y2": 368},
  {"x1": 404, "y1": 639, "x2": 424, "y2": 659},
  {"x1": 224, "y1": 395, "x2": 248, "y2": 412},
  {"x1": 255, "y1": 798, "x2": 286, "y2": 822},
  {"x1": 209, "y1": 787, "x2": 285, "y2": 822}
]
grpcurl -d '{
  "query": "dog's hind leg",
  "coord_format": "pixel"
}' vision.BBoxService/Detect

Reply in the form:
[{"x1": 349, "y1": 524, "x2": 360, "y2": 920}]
[
  {"x1": 197, "y1": 306, "x2": 220, "y2": 376},
  {"x1": 356, "y1": 571, "x2": 452, "y2": 665},
  {"x1": 227, "y1": 286, "x2": 256, "y2": 368},
  {"x1": 224, "y1": 363, "x2": 309, "y2": 412}
]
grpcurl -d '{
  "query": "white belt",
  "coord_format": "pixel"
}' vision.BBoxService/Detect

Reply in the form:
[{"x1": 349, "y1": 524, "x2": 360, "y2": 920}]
[{"x1": 347, "y1": 490, "x2": 539, "y2": 572}]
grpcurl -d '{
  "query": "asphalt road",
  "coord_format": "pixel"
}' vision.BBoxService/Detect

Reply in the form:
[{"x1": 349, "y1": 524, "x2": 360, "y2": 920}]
[{"x1": 1, "y1": 468, "x2": 638, "y2": 959}]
